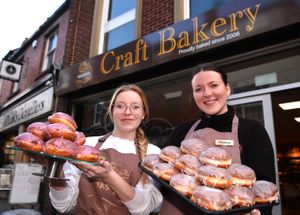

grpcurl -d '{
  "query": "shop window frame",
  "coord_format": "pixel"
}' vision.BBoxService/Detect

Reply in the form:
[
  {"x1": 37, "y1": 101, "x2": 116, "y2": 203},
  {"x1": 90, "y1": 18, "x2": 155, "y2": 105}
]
[
  {"x1": 99, "y1": 0, "x2": 136, "y2": 53},
  {"x1": 42, "y1": 31, "x2": 58, "y2": 72}
]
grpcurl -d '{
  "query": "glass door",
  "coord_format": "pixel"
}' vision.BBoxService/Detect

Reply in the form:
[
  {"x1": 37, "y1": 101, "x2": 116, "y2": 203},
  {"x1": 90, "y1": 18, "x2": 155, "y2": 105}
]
[{"x1": 228, "y1": 94, "x2": 281, "y2": 215}]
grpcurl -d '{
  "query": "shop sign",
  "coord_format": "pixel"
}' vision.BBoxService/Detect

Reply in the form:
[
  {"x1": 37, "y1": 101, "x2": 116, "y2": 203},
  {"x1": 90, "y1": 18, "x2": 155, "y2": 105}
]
[
  {"x1": 0, "y1": 87, "x2": 54, "y2": 132},
  {"x1": 56, "y1": 0, "x2": 300, "y2": 95},
  {"x1": 0, "y1": 60, "x2": 22, "y2": 82}
]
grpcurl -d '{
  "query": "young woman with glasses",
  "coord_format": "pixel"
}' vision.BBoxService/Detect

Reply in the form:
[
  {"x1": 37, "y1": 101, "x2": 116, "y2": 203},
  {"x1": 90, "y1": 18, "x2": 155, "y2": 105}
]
[{"x1": 49, "y1": 84, "x2": 162, "y2": 215}]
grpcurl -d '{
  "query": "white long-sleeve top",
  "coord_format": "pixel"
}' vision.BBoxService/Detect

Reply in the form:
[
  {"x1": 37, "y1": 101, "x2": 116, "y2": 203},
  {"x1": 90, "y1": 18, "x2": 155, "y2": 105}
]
[{"x1": 49, "y1": 135, "x2": 163, "y2": 214}]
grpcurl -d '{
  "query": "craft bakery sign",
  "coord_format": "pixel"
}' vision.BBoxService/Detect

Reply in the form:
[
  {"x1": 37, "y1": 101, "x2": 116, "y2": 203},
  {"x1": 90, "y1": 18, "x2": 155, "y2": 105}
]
[{"x1": 56, "y1": 0, "x2": 300, "y2": 95}]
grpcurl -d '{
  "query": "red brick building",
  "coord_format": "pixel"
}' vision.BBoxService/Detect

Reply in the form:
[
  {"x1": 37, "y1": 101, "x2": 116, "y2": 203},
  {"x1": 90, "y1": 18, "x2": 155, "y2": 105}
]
[{"x1": 1, "y1": 0, "x2": 299, "y2": 214}]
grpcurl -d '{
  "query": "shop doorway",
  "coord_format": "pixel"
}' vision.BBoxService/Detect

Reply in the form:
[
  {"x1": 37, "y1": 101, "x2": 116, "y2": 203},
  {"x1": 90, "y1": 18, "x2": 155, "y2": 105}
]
[
  {"x1": 228, "y1": 94, "x2": 281, "y2": 215},
  {"x1": 228, "y1": 86, "x2": 300, "y2": 215},
  {"x1": 271, "y1": 88, "x2": 300, "y2": 215}
]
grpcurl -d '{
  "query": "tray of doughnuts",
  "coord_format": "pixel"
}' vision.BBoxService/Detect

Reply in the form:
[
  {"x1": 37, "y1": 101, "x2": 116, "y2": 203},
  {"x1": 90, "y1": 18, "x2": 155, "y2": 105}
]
[
  {"x1": 7, "y1": 112, "x2": 102, "y2": 165},
  {"x1": 140, "y1": 141, "x2": 280, "y2": 214}
]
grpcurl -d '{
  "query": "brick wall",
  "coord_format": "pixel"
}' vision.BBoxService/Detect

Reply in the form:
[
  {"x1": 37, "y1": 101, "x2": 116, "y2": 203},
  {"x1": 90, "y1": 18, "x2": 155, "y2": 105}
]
[
  {"x1": 141, "y1": 0, "x2": 174, "y2": 36},
  {"x1": 63, "y1": 0, "x2": 95, "y2": 67}
]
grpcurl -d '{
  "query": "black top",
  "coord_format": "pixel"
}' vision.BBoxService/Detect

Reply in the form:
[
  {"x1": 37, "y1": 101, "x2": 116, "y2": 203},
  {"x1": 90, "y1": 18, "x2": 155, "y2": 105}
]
[{"x1": 165, "y1": 106, "x2": 276, "y2": 214}]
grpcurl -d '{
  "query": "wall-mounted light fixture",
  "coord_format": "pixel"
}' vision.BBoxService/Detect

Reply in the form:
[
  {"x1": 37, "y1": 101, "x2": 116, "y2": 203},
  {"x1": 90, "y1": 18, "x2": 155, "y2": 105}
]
[{"x1": 32, "y1": 40, "x2": 38, "y2": 49}]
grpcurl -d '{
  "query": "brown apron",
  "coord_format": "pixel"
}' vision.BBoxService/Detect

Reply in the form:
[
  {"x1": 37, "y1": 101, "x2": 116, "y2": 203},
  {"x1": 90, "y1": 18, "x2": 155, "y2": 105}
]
[
  {"x1": 75, "y1": 135, "x2": 143, "y2": 215},
  {"x1": 159, "y1": 115, "x2": 241, "y2": 215}
]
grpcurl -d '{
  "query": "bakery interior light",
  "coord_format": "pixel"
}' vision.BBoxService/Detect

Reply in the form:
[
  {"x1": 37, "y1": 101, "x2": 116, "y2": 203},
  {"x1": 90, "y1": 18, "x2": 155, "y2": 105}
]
[
  {"x1": 294, "y1": 117, "x2": 300, "y2": 122},
  {"x1": 278, "y1": 101, "x2": 300, "y2": 110}
]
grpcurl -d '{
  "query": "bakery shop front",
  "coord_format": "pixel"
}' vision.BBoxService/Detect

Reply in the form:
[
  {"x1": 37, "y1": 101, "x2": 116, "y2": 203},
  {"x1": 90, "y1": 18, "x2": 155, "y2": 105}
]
[
  {"x1": 56, "y1": 0, "x2": 299, "y2": 214},
  {"x1": 0, "y1": 83, "x2": 55, "y2": 164}
]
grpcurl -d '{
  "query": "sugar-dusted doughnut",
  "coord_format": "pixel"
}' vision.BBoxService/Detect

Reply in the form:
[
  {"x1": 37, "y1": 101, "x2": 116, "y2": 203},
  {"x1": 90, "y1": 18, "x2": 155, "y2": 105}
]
[
  {"x1": 159, "y1": 146, "x2": 182, "y2": 163},
  {"x1": 195, "y1": 165, "x2": 232, "y2": 189},
  {"x1": 26, "y1": 122, "x2": 48, "y2": 140},
  {"x1": 180, "y1": 138, "x2": 207, "y2": 157},
  {"x1": 175, "y1": 154, "x2": 201, "y2": 176},
  {"x1": 153, "y1": 162, "x2": 179, "y2": 182},
  {"x1": 48, "y1": 112, "x2": 77, "y2": 131},
  {"x1": 252, "y1": 180, "x2": 279, "y2": 204},
  {"x1": 170, "y1": 173, "x2": 199, "y2": 197},
  {"x1": 199, "y1": 147, "x2": 232, "y2": 168},
  {"x1": 227, "y1": 164, "x2": 256, "y2": 188},
  {"x1": 14, "y1": 132, "x2": 45, "y2": 152},
  {"x1": 191, "y1": 186, "x2": 232, "y2": 211},
  {"x1": 225, "y1": 186, "x2": 256, "y2": 207},
  {"x1": 142, "y1": 154, "x2": 163, "y2": 172}
]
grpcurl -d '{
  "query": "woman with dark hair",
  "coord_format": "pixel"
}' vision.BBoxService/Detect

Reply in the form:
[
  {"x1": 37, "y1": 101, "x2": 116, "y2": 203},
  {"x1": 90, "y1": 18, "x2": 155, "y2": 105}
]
[
  {"x1": 49, "y1": 84, "x2": 162, "y2": 214},
  {"x1": 159, "y1": 63, "x2": 276, "y2": 215}
]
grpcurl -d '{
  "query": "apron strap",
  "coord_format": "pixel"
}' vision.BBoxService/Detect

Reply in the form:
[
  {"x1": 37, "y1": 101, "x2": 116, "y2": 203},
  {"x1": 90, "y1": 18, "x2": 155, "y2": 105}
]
[{"x1": 96, "y1": 132, "x2": 112, "y2": 149}]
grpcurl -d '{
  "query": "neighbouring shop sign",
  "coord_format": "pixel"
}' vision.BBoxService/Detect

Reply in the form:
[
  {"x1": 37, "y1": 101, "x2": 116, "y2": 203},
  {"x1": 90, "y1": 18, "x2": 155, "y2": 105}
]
[
  {"x1": 0, "y1": 87, "x2": 54, "y2": 132},
  {"x1": 0, "y1": 60, "x2": 22, "y2": 82},
  {"x1": 56, "y1": 0, "x2": 300, "y2": 95}
]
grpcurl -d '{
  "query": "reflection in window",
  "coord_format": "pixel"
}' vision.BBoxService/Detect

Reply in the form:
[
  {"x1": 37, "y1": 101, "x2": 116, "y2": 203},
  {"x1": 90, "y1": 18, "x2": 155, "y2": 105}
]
[
  {"x1": 104, "y1": 21, "x2": 135, "y2": 51},
  {"x1": 94, "y1": 101, "x2": 110, "y2": 126},
  {"x1": 233, "y1": 102, "x2": 264, "y2": 125},
  {"x1": 108, "y1": 0, "x2": 135, "y2": 20},
  {"x1": 190, "y1": 0, "x2": 234, "y2": 17}
]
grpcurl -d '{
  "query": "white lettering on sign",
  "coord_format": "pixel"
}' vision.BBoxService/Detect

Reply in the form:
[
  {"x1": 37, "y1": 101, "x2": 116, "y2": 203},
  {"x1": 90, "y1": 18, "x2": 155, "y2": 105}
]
[{"x1": 0, "y1": 87, "x2": 54, "y2": 132}]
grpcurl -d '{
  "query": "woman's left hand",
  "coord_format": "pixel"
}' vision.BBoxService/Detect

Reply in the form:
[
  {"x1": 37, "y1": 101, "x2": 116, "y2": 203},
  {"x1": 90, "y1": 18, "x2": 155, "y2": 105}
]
[
  {"x1": 242, "y1": 209, "x2": 261, "y2": 215},
  {"x1": 250, "y1": 209, "x2": 261, "y2": 215}
]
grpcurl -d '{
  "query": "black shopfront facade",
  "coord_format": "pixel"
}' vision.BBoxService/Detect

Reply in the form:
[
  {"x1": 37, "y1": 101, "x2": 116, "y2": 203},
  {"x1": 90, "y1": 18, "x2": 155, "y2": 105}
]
[{"x1": 56, "y1": 1, "x2": 300, "y2": 214}]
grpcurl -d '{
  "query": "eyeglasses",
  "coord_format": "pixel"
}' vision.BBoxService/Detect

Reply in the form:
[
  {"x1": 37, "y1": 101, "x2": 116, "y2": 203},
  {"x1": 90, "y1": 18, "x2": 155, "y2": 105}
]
[{"x1": 113, "y1": 103, "x2": 144, "y2": 115}]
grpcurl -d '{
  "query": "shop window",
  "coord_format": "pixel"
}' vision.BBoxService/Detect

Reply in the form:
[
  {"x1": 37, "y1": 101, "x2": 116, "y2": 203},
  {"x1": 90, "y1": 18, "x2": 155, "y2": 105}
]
[
  {"x1": 108, "y1": 0, "x2": 135, "y2": 19},
  {"x1": 228, "y1": 55, "x2": 300, "y2": 94},
  {"x1": 181, "y1": 0, "x2": 235, "y2": 19},
  {"x1": 104, "y1": 21, "x2": 135, "y2": 51},
  {"x1": 99, "y1": 0, "x2": 136, "y2": 52},
  {"x1": 42, "y1": 32, "x2": 58, "y2": 71},
  {"x1": 190, "y1": 0, "x2": 234, "y2": 17},
  {"x1": 94, "y1": 102, "x2": 108, "y2": 126},
  {"x1": 233, "y1": 102, "x2": 264, "y2": 125},
  {"x1": 0, "y1": 79, "x2": 2, "y2": 96},
  {"x1": 12, "y1": 82, "x2": 18, "y2": 94}
]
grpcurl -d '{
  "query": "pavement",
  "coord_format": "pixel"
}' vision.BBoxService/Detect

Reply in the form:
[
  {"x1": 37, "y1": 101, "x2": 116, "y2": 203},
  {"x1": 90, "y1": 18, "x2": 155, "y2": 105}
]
[
  {"x1": 0, "y1": 191, "x2": 11, "y2": 212},
  {"x1": 0, "y1": 192, "x2": 37, "y2": 214}
]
